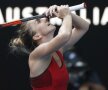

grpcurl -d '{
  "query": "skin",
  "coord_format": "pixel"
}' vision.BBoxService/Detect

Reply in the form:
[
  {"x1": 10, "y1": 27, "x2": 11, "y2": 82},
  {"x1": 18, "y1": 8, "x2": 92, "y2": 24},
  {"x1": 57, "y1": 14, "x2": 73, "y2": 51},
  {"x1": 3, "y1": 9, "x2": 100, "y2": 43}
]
[{"x1": 27, "y1": 5, "x2": 90, "y2": 78}]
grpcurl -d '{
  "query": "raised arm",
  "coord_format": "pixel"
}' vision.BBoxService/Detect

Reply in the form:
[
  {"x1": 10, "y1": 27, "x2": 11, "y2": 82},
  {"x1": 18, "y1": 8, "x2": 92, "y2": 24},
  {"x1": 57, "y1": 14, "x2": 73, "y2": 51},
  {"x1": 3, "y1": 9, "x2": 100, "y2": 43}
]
[
  {"x1": 62, "y1": 12, "x2": 90, "y2": 52},
  {"x1": 30, "y1": 5, "x2": 72, "y2": 59}
]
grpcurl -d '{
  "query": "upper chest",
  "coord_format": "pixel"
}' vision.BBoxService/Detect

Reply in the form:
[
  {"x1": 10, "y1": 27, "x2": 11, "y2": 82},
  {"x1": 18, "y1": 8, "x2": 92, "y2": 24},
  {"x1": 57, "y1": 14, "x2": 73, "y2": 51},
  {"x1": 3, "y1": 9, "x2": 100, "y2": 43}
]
[{"x1": 51, "y1": 51, "x2": 63, "y2": 68}]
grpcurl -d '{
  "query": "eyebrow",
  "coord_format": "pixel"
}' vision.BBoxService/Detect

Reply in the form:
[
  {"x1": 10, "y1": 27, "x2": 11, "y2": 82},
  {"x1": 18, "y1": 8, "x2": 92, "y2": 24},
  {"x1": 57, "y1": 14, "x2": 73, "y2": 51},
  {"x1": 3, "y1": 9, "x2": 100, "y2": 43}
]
[
  {"x1": 35, "y1": 17, "x2": 49, "y2": 23},
  {"x1": 35, "y1": 18, "x2": 40, "y2": 22}
]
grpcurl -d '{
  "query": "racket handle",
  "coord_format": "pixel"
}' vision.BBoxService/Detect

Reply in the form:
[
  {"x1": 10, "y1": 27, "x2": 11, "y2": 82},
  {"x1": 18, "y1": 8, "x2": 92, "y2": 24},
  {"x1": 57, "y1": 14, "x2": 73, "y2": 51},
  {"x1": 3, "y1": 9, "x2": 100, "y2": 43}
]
[{"x1": 69, "y1": 2, "x2": 86, "y2": 11}]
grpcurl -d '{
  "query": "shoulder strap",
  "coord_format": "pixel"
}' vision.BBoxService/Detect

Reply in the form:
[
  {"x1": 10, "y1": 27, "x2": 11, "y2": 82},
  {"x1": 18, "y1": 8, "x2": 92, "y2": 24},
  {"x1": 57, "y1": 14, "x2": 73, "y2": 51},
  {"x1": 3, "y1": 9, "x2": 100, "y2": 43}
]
[{"x1": 56, "y1": 50, "x2": 64, "y2": 61}]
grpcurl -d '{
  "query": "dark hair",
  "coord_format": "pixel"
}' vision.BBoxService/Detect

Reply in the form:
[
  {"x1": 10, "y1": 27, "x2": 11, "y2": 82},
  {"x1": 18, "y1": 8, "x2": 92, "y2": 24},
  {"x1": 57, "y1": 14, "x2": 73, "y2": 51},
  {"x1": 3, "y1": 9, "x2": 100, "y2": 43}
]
[{"x1": 9, "y1": 22, "x2": 37, "y2": 55}]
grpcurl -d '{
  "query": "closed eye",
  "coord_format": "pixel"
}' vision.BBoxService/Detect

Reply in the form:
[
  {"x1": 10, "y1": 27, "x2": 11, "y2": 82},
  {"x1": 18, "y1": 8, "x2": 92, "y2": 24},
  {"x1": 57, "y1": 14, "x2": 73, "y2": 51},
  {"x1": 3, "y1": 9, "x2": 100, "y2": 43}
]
[{"x1": 35, "y1": 19, "x2": 40, "y2": 23}]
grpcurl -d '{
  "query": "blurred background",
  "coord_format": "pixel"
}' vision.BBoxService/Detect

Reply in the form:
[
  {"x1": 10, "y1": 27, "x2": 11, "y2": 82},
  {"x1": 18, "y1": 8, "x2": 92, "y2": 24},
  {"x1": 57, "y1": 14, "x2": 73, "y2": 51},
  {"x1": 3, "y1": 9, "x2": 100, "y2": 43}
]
[{"x1": 0, "y1": 0, "x2": 108, "y2": 90}]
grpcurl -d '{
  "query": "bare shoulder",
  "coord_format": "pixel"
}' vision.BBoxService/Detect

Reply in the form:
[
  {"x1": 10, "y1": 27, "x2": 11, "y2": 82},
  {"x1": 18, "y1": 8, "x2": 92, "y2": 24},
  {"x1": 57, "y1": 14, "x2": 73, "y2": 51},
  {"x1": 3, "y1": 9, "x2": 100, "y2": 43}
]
[
  {"x1": 29, "y1": 44, "x2": 52, "y2": 77},
  {"x1": 29, "y1": 43, "x2": 51, "y2": 60}
]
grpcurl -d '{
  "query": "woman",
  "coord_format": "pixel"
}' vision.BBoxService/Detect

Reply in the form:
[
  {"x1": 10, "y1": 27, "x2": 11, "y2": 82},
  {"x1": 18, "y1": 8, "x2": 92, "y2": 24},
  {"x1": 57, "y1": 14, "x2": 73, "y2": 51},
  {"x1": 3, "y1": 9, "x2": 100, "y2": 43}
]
[{"x1": 10, "y1": 5, "x2": 90, "y2": 90}]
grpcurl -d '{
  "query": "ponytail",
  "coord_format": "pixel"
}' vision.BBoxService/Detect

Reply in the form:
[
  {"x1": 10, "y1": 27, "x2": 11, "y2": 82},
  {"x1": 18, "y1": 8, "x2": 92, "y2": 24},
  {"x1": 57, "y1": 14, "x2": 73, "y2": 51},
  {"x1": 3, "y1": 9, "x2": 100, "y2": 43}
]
[
  {"x1": 9, "y1": 37, "x2": 24, "y2": 47},
  {"x1": 9, "y1": 36, "x2": 31, "y2": 55},
  {"x1": 9, "y1": 22, "x2": 37, "y2": 55}
]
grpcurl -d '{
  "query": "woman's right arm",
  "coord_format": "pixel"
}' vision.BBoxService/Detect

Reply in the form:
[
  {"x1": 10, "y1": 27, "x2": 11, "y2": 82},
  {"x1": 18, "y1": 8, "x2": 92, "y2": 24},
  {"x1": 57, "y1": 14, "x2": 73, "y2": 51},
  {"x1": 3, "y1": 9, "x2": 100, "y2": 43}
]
[{"x1": 30, "y1": 5, "x2": 72, "y2": 59}]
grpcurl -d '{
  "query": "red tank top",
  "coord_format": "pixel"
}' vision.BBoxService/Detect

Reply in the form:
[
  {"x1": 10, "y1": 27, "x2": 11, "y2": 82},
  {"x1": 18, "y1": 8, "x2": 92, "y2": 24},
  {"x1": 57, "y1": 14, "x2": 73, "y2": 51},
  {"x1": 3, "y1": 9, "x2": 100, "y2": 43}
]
[{"x1": 30, "y1": 50, "x2": 69, "y2": 90}]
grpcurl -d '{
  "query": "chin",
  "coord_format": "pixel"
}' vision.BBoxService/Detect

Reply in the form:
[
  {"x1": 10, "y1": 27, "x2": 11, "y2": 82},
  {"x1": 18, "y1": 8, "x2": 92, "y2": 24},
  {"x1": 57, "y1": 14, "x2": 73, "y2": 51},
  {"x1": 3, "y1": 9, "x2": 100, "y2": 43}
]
[
  {"x1": 46, "y1": 25, "x2": 56, "y2": 35},
  {"x1": 49, "y1": 27, "x2": 56, "y2": 36},
  {"x1": 51, "y1": 25, "x2": 56, "y2": 31}
]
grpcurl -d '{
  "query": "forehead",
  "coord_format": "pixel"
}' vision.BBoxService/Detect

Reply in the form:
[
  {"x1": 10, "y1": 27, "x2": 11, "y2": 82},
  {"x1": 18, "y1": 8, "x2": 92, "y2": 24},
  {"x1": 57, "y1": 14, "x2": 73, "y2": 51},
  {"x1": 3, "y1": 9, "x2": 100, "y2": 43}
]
[
  {"x1": 26, "y1": 19, "x2": 38, "y2": 29},
  {"x1": 27, "y1": 17, "x2": 48, "y2": 27},
  {"x1": 25, "y1": 18, "x2": 43, "y2": 32},
  {"x1": 27, "y1": 19, "x2": 36, "y2": 25}
]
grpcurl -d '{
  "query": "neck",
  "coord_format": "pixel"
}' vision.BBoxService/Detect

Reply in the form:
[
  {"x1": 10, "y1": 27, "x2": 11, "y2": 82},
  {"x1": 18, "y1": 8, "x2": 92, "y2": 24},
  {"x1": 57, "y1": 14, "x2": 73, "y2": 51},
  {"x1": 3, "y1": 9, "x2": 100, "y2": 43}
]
[{"x1": 38, "y1": 32, "x2": 54, "y2": 45}]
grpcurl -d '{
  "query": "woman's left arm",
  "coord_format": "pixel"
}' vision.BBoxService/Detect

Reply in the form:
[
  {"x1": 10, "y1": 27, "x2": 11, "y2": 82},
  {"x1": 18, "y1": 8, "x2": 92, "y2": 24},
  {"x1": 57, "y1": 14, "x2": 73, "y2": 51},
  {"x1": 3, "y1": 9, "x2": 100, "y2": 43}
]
[{"x1": 62, "y1": 13, "x2": 90, "y2": 52}]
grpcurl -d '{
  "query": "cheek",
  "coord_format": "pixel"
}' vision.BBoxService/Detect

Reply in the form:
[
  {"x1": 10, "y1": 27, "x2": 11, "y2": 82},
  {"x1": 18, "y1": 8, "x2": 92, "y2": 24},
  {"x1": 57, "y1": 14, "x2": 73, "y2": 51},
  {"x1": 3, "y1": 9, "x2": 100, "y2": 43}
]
[
  {"x1": 36, "y1": 24, "x2": 44, "y2": 32},
  {"x1": 37, "y1": 25, "x2": 47, "y2": 35}
]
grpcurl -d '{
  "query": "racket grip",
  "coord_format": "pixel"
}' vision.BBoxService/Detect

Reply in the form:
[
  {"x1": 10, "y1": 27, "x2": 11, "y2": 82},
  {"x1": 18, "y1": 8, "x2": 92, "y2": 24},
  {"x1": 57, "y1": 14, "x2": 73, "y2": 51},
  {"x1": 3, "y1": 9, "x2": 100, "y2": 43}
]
[{"x1": 69, "y1": 2, "x2": 86, "y2": 11}]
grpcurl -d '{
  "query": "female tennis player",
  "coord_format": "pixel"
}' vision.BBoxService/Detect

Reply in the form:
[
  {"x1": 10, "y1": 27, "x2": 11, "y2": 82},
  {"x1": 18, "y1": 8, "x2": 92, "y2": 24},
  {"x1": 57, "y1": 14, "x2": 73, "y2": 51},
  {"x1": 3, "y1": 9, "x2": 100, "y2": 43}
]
[{"x1": 10, "y1": 5, "x2": 90, "y2": 90}]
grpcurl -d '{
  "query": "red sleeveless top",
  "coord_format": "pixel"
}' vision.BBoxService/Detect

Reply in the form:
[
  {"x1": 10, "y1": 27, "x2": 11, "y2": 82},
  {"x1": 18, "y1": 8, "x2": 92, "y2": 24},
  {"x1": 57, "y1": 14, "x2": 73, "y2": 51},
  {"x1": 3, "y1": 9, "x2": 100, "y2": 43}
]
[{"x1": 30, "y1": 50, "x2": 69, "y2": 90}]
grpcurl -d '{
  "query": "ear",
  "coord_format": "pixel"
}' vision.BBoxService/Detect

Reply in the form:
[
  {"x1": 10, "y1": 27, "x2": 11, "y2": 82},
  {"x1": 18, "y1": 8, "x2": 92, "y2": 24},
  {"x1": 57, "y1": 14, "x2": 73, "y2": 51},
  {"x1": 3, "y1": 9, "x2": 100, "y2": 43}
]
[{"x1": 32, "y1": 33, "x2": 42, "y2": 41}]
